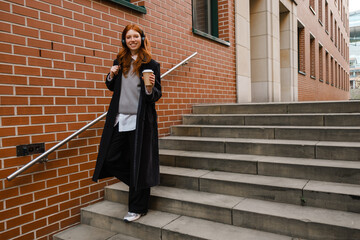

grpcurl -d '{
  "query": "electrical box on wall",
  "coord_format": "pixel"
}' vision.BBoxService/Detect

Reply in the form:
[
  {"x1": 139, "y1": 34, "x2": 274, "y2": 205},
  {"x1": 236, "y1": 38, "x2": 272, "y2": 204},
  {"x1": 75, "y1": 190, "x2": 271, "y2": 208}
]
[{"x1": 16, "y1": 143, "x2": 45, "y2": 157}]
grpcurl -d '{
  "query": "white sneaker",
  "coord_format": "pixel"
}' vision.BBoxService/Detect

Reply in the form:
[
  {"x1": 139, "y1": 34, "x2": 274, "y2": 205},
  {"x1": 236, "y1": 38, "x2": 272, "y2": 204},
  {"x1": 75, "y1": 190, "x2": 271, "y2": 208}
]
[{"x1": 123, "y1": 212, "x2": 143, "y2": 222}]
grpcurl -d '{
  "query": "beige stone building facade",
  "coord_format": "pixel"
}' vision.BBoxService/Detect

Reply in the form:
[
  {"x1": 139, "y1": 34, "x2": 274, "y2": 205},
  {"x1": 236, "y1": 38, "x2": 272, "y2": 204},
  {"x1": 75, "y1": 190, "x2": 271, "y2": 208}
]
[{"x1": 235, "y1": 0, "x2": 350, "y2": 102}]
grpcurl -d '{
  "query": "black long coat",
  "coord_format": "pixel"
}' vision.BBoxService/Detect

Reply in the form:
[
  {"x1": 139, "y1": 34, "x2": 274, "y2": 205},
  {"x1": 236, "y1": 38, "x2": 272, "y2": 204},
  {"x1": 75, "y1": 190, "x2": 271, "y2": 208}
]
[{"x1": 92, "y1": 58, "x2": 162, "y2": 190}]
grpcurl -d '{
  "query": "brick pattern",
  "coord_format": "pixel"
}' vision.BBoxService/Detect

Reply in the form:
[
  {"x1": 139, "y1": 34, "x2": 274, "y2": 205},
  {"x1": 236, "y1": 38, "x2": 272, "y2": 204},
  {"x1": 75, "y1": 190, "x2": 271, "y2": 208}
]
[
  {"x1": 0, "y1": 0, "x2": 236, "y2": 239},
  {"x1": 297, "y1": 0, "x2": 349, "y2": 101},
  {"x1": 218, "y1": 0, "x2": 230, "y2": 41}
]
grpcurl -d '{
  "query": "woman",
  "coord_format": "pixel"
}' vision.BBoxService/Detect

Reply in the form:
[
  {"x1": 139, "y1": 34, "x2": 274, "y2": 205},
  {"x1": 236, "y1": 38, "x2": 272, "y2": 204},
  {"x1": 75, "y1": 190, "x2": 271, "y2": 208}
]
[{"x1": 92, "y1": 24, "x2": 162, "y2": 222}]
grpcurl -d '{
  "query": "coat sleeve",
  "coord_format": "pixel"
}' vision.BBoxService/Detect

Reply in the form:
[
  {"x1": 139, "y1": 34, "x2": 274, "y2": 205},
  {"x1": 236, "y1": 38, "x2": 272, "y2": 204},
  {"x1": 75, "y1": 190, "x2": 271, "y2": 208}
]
[
  {"x1": 145, "y1": 61, "x2": 162, "y2": 103},
  {"x1": 105, "y1": 59, "x2": 119, "y2": 92}
]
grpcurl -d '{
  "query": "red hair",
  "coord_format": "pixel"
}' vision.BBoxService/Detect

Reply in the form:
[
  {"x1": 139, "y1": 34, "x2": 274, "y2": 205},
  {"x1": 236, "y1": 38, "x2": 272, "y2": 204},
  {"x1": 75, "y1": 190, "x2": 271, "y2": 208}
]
[{"x1": 117, "y1": 24, "x2": 152, "y2": 77}]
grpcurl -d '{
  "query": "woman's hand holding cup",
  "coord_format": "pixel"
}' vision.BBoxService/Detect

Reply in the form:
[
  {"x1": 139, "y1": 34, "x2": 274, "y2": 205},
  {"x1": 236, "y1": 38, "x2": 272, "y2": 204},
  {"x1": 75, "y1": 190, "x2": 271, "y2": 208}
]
[{"x1": 142, "y1": 69, "x2": 154, "y2": 92}]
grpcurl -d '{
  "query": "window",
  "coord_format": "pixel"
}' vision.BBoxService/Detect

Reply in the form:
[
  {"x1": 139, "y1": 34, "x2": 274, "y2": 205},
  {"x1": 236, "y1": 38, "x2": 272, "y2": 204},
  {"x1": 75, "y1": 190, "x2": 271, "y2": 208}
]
[
  {"x1": 319, "y1": 0, "x2": 323, "y2": 23},
  {"x1": 108, "y1": 0, "x2": 147, "y2": 14},
  {"x1": 310, "y1": 0, "x2": 316, "y2": 14},
  {"x1": 319, "y1": 44, "x2": 323, "y2": 81},
  {"x1": 340, "y1": 67, "x2": 342, "y2": 89},
  {"x1": 338, "y1": 27, "x2": 340, "y2": 51},
  {"x1": 192, "y1": 0, "x2": 229, "y2": 45},
  {"x1": 339, "y1": 0, "x2": 341, "y2": 12},
  {"x1": 341, "y1": 33, "x2": 344, "y2": 56},
  {"x1": 335, "y1": 20, "x2": 337, "y2": 46},
  {"x1": 325, "y1": 1, "x2": 329, "y2": 33},
  {"x1": 337, "y1": 64, "x2": 340, "y2": 88},
  {"x1": 325, "y1": 51, "x2": 329, "y2": 84},
  {"x1": 331, "y1": 56, "x2": 334, "y2": 85},
  {"x1": 298, "y1": 21, "x2": 306, "y2": 74},
  {"x1": 310, "y1": 34, "x2": 316, "y2": 79},
  {"x1": 330, "y1": 11, "x2": 333, "y2": 40},
  {"x1": 342, "y1": 68, "x2": 344, "y2": 90},
  {"x1": 335, "y1": 61, "x2": 338, "y2": 87},
  {"x1": 193, "y1": 0, "x2": 218, "y2": 36}
]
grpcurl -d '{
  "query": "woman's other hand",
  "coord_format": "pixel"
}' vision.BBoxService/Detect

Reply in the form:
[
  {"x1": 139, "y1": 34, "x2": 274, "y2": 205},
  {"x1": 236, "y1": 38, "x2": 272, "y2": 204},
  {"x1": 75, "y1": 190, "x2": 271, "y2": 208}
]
[{"x1": 109, "y1": 65, "x2": 120, "y2": 79}]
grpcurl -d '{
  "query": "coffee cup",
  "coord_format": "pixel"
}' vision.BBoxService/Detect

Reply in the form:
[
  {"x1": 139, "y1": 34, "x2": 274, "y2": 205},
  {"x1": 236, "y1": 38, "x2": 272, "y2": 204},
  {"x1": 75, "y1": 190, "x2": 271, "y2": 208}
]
[{"x1": 142, "y1": 69, "x2": 153, "y2": 87}]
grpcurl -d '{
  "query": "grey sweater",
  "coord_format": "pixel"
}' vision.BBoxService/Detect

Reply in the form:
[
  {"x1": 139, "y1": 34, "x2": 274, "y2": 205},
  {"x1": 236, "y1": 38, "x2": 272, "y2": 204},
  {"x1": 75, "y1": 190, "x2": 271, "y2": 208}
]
[{"x1": 119, "y1": 64, "x2": 141, "y2": 115}]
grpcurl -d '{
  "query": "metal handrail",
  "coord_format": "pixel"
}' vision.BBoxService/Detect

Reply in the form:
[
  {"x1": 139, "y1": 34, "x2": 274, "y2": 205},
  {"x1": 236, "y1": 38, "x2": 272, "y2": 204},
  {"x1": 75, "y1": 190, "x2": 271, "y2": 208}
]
[
  {"x1": 7, "y1": 52, "x2": 197, "y2": 181},
  {"x1": 160, "y1": 52, "x2": 198, "y2": 79}
]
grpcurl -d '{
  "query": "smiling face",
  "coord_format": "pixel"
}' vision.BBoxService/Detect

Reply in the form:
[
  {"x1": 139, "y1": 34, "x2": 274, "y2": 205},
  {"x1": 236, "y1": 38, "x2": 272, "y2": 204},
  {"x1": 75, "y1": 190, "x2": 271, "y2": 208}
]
[{"x1": 125, "y1": 29, "x2": 142, "y2": 55}]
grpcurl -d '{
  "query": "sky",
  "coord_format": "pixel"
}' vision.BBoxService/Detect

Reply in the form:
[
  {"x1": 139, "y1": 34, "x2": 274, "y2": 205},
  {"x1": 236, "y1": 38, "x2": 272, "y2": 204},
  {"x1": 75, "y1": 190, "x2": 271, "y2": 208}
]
[{"x1": 350, "y1": 0, "x2": 360, "y2": 12}]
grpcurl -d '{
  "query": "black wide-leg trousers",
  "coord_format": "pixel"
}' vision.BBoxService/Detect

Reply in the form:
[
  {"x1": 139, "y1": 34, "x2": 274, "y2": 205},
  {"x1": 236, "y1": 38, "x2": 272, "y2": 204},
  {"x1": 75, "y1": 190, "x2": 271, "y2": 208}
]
[{"x1": 104, "y1": 127, "x2": 150, "y2": 214}]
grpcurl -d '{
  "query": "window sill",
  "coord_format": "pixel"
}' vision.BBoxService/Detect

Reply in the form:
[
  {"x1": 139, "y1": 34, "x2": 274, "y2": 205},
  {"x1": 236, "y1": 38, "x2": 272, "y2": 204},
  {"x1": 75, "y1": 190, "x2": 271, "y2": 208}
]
[
  {"x1": 319, "y1": 79, "x2": 324, "y2": 82},
  {"x1": 325, "y1": 29, "x2": 329, "y2": 35},
  {"x1": 298, "y1": 70, "x2": 306, "y2": 76},
  {"x1": 326, "y1": 81, "x2": 329, "y2": 85},
  {"x1": 318, "y1": 19, "x2": 323, "y2": 26},
  {"x1": 193, "y1": 28, "x2": 230, "y2": 46},
  {"x1": 107, "y1": 0, "x2": 146, "y2": 14},
  {"x1": 309, "y1": 6, "x2": 316, "y2": 15},
  {"x1": 310, "y1": 75, "x2": 316, "y2": 80}
]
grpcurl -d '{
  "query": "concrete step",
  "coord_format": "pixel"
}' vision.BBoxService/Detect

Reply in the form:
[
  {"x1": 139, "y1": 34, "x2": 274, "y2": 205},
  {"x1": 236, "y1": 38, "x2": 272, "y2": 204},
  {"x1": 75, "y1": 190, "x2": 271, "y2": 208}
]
[
  {"x1": 105, "y1": 183, "x2": 360, "y2": 240},
  {"x1": 53, "y1": 224, "x2": 117, "y2": 240},
  {"x1": 159, "y1": 149, "x2": 360, "y2": 184},
  {"x1": 81, "y1": 200, "x2": 292, "y2": 240},
  {"x1": 105, "y1": 182, "x2": 243, "y2": 225},
  {"x1": 171, "y1": 125, "x2": 360, "y2": 142},
  {"x1": 162, "y1": 215, "x2": 292, "y2": 240},
  {"x1": 159, "y1": 136, "x2": 360, "y2": 161},
  {"x1": 53, "y1": 224, "x2": 142, "y2": 240},
  {"x1": 183, "y1": 113, "x2": 360, "y2": 126},
  {"x1": 160, "y1": 166, "x2": 360, "y2": 212},
  {"x1": 233, "y1": 198, "x2": 360, "y2": 240},
  {"x1": 192, "y1": 101, "x2": 360, "y2": 114}
]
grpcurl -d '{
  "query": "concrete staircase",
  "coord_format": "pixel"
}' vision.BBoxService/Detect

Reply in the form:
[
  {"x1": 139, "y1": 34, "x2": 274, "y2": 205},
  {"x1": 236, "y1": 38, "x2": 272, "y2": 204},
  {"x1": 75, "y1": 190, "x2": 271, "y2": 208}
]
[{"x1": 54, "y1": 101, "x2": 360, "y2": 240}]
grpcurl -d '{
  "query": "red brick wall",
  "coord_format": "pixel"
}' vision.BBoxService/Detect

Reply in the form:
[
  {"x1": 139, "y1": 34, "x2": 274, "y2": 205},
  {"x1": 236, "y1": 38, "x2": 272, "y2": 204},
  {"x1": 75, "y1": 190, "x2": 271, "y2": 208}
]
[
  {"x1": 218, "y1": 0, "x2": 230, "y2": 41},
  {"x1": 0, "y1": 0, "x2": 236, "y2": 239},
  {"x1": 297, "y1": 0, "x2": 350, "y2": 101}
]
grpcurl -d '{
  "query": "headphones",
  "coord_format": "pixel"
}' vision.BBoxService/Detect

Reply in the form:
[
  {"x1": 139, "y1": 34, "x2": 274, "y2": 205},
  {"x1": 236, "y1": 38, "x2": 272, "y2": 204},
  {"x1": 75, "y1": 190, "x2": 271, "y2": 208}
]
[{"x1": 122, "y1": 28, "x2": 146, "y2": 48}]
